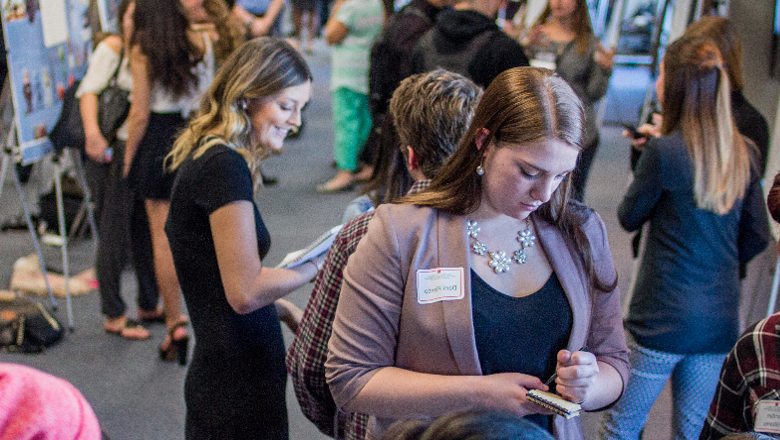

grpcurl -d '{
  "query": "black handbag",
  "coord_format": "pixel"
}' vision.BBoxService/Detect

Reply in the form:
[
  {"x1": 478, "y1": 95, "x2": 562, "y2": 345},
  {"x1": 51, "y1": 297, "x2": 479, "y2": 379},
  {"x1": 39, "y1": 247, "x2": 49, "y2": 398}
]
[
  {"x1": 0, "y1": 293, "x2": 63, "y2": 353},
  {"x1": 50, "y1": 49, "x2": 130, "y2": 154}
]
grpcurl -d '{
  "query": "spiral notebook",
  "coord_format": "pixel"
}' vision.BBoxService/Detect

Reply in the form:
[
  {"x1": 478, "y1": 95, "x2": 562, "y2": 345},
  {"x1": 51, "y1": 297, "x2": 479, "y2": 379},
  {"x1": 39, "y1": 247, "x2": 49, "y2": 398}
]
[
  {"x1": 276, "y1": 225, "x2": 343, "y2": 269},
  {"x1": 526, "y1": 390, "x2": 581, "y2": 419}
]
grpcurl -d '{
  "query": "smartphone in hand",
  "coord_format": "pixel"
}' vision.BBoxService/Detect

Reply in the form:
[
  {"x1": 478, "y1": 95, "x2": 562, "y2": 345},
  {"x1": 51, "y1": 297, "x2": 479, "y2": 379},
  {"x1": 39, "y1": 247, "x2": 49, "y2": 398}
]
[{"x1": 622, "y1": 124, "x2": 645, "y2": 140}]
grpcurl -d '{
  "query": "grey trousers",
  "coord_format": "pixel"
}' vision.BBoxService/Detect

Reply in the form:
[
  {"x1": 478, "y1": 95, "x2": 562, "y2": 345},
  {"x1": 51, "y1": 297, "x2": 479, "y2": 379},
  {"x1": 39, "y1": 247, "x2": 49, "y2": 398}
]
[{"x1": 85, "y1": 140, "x2": 159, "y2": 318}]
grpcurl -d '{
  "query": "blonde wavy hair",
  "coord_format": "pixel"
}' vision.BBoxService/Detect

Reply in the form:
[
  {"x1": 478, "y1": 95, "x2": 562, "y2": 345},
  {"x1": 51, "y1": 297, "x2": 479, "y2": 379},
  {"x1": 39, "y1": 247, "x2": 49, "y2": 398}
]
[
  {"x1": 660, "y1": 36, "x2": 751, "y2": 214},
  {"x1": 167, "y1": 37, "x2": 311, "y2": 181}
]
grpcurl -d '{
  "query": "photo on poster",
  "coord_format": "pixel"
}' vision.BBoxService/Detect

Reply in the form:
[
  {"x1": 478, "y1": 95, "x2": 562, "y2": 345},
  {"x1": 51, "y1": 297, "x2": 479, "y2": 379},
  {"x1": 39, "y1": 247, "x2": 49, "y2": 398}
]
[{"x1": 1, "y1": 0, "x2": 90, "y2": 164}]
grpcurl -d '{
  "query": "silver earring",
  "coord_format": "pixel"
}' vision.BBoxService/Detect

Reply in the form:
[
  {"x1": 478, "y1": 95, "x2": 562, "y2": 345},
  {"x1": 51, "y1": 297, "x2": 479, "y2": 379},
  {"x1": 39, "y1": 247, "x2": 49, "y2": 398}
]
[
  {"x1": 238, "y1": 99, "x2": 248, "y2": 111},
  {"x1": 476, "y1": 160, "x2": 485, "y2": 176}
]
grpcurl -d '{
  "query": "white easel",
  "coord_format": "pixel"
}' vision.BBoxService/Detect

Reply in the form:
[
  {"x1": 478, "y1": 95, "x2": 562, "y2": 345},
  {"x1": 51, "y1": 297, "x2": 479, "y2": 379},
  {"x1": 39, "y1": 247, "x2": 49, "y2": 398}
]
[{"x1": 0, "y1": 118, "x2": 99, "y2": 331}]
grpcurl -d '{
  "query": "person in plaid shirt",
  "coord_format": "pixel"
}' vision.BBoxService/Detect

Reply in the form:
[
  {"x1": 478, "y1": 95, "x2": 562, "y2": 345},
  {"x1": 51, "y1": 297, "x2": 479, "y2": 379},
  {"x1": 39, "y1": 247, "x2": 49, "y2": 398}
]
[
  {"x1": 701, "y1": 172, "x2": 780, "y2": 439},
  {"x1": 699, "y1": 312, "x2": 780, "y2": 439},
  {"x1": 286, "y1": 69, "x2": 482, "y2": 439}
]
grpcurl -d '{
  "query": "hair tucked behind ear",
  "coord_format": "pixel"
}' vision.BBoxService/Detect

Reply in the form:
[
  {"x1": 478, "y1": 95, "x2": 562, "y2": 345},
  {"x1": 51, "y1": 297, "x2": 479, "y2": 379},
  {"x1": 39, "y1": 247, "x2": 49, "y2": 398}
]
[{"x1": 166, "y1": 38, "x2": 311, "y2": 185}]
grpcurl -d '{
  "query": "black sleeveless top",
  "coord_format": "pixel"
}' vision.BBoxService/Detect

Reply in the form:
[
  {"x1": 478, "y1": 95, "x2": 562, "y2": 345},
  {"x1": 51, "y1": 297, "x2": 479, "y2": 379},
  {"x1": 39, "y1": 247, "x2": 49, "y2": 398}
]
[{"x1": 472, "y1": 270, "x2": 573, "y2": 432}]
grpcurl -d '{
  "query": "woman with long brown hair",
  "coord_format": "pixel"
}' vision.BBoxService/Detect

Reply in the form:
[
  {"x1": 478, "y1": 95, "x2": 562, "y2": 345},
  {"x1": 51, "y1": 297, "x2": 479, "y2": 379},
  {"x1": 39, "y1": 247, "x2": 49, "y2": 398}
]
[
  {"x1": 600, "y1": 36, "x2": 769, "y2": 440},
  {"x1": 523, "y1": 0, "x2": 614, "y2": 201},
  {"x1": 79, "y1": 0, "x2": 161, "y2": 339},
  {"x1": 326, "y1": 67, "x2": 629, "y2": 439},
  {"x1": 123, "y1": 0, "x2": 217, "y2": 362}
]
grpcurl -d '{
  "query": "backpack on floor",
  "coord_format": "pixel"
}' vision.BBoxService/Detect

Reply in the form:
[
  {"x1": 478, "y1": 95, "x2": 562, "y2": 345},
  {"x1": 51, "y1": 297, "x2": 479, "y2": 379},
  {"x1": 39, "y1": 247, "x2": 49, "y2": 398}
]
[{"x1": 0, "y1": 291, "x2": 64, "y2": 353}]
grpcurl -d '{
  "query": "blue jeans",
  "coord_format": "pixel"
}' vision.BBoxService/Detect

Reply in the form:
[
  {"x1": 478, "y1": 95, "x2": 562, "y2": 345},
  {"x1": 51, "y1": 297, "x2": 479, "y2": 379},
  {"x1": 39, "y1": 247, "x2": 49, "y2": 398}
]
[{"x1": 599, "y1": 336, "x2": 725, "y2": 440}]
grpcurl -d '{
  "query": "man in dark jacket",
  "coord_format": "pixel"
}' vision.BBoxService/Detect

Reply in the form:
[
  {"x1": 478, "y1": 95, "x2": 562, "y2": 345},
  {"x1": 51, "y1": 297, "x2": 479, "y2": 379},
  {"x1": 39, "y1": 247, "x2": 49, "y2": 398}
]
[{"x1": 411, "y1": 0, "x2": 529, "y2": 89}]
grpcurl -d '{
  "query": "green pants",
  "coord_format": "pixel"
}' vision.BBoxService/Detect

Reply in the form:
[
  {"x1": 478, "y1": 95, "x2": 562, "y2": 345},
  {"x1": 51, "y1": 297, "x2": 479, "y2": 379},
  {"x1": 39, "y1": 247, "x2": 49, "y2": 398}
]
[{"x1": 331, "y1": 87, "x2": 372, "y2": 172}]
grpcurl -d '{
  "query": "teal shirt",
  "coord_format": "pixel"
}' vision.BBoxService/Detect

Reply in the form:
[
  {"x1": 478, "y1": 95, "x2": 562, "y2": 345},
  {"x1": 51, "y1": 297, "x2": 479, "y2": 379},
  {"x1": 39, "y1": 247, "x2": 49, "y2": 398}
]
[{"x1": 330, "y1": 0, "x2": 384, "y2": 94}]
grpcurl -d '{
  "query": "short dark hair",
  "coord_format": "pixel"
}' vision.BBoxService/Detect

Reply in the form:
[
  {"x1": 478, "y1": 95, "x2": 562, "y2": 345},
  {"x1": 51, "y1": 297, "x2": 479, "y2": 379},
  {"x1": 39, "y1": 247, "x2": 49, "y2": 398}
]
[{"x1": 381, "y1": 409, "x2": 555, "y2": 440}]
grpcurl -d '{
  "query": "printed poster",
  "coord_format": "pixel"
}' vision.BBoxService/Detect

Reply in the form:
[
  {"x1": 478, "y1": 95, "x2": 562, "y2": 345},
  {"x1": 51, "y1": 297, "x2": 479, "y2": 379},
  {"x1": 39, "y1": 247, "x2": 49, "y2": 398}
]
[{"x1": 1, "y1": 0, "x2": 91, "y2": 164}]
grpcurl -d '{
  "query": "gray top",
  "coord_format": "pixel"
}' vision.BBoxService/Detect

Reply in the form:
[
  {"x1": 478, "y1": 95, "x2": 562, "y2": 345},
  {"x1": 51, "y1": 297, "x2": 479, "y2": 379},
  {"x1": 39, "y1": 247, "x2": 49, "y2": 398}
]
[{"x1": 526, "y1": 34, "x2": 612, "y2": 147}]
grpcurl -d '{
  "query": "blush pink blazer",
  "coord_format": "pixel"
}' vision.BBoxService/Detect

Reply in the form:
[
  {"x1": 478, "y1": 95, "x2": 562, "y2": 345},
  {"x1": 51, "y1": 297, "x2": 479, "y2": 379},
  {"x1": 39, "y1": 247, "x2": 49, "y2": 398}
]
[{"x1": 326, "y1": 203, "x2": 630, "y2": 440}]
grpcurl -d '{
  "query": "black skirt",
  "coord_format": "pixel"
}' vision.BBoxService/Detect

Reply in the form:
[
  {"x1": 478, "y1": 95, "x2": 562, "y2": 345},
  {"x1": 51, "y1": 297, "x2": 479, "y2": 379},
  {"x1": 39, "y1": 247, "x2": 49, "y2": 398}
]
[{"x1": 127, "y1": 112, "x2": 186, "y2": 200}]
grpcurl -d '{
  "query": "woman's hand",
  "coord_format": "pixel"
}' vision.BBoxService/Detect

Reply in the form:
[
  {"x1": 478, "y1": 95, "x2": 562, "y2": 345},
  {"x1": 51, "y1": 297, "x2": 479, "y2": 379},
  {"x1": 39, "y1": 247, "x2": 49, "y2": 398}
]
[
  {"x1": 624, "y1": 113, "x2": 662, "y2": 151},
  {"x1": 595, "y1": 44, "x2": 616, "y2": 70},
  {"x1": 478, "y1": 373, "x2": 554, "y2": 417},
  {"x1": 552, "y1": 349, "x2": 599, "y2": 405},
  {"x1": 85, "y1": 129, "x2": 110, "y2": 163},
  {"x1": 524, "y1": 25, "x2": 548, "y2": 47},
  {"x1": 275, "y1": 298, "x2": 303, "y2": 334}
]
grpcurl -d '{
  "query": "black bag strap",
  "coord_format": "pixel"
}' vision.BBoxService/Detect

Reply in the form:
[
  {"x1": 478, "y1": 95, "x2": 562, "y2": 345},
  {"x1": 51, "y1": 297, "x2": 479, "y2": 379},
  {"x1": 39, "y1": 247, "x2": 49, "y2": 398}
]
[{"x1": 107, "y1": 48, "x2": 124, "y2": 87}]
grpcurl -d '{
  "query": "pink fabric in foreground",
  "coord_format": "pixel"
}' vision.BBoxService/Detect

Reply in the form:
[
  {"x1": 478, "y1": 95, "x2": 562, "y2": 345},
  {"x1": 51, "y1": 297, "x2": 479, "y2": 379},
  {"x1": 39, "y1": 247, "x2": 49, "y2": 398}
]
[{"x1": 0, "y1": 363, "x2": 102, "y2": 440}]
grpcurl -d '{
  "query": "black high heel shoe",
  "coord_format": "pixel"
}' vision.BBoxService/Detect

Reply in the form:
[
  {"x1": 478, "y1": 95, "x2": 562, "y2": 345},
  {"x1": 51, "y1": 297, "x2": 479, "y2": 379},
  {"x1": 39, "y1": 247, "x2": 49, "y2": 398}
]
[{"x1": 159, "y1": 322, "x2": 189, "y2": 366}]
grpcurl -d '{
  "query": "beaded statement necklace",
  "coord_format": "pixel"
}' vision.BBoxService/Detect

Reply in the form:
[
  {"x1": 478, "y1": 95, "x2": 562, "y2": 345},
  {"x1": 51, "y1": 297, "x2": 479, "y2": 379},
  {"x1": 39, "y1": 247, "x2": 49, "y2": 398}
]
[{"x1": 467, "y1": 219, "x2": 536, "y2": 274}]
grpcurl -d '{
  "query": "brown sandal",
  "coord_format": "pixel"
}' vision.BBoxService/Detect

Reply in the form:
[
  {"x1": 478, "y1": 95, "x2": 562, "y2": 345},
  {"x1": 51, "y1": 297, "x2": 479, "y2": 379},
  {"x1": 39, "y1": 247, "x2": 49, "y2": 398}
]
[{"x1": 105, "y1": 318, "x2": 151, "y2": 340}]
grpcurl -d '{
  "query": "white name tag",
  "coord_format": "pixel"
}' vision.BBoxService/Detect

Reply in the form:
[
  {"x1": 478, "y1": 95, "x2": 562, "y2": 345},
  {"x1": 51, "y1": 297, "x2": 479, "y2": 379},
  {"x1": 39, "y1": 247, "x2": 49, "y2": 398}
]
[
  {"x1": 416, "y1": 267, "x2": 464, "y2": 304},
  {"x1": 755, "y1": 400, "x2": 780, "y2": 433}
]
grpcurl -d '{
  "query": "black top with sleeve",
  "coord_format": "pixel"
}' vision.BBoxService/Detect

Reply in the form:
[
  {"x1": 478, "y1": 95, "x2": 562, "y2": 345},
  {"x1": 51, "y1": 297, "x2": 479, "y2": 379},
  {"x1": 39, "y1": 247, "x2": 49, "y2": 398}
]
[
  {"x1": 731, "y1": 91, "x2": 770, "y2": 176},
  {"x1": 618, "y1": 131, "x2": 769, "y2": 354},
  {"x1": 471, "y1": 270, "x2": 572, "y2": 432},
  {"x1": 165, "y1": 142, "x2": 288, "y2": 439}
]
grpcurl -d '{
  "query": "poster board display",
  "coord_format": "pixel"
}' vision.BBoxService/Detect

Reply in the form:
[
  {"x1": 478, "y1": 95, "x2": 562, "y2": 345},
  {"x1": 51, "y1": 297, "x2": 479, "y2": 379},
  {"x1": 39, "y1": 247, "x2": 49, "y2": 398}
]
[{"x1": 1, "y1": 0, "x2": 91, "y2": 164}]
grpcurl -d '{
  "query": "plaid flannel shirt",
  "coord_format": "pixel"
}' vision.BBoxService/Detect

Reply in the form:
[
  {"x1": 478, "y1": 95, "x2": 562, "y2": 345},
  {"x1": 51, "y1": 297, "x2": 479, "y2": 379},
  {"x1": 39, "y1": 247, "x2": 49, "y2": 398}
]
[
  {"x1": 286, "y1": 180, "x2": 430, "y2": 440},
  {"x1": 700, "y1": 313, "x2": 780, "y2": 440}
]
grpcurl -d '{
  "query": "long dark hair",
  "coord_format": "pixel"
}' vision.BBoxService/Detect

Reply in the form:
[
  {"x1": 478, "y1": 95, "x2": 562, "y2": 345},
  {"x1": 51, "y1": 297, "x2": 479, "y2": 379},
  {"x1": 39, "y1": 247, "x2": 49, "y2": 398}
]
[
  {"x1": 131, "y1": 0, "x2": 200, "y2": 98},
  {"x1": 533, "y1": 0, "x2": 594, "y2": 54},
  {"x1": 660, "y1": 36, "x2": 750, "y2": 214},
  {"x1": 403, "y1": 67, "x2": 616, "y2": 293}
]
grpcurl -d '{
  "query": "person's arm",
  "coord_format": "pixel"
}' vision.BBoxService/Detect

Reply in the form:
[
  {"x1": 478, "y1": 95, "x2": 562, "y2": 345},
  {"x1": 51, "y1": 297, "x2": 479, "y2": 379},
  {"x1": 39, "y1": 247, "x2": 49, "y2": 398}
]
[
  {"x1": 324, "y1": 0, "x2": 349, "y2": 45},
  {"x1": 210, "y1": 201, "x2": 318, "y2": 314},
  {"x1": 553, "y1": 213, "x2": 629, "y2": 410},
  {"x1": 737, "y1": 161, "x2": 770, "y2": 264},
  {"x1": 326, "y1": 207, "x2": 551, "y2": 419},
  {"x1": 123, "y1": 45, "x2": 151, "y2": 178},
  {"x1": 233, "y1": 0, "x2": 285, "y2": 38},
  {"x1": 287, "y1": 215, "x2": 371, "y2": 434},
  {"x1": 78, "y1": 36, "x2": 123, "y2": 162},
  {"x1": 767, "y1": 170, "x2": 780, "y2": 223},
  {"x1": 617, "y1": 140, "x2": 663, "y2": 232},
  {"x1": 584, "y1": 37, "x2": 613, "y2": 103},
  {"x1": 553, "y1": 354, "x2": 623, "y2": 411},
  {"x1": 342, "y1": 368, "x2": 549, "y2": 418}
]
